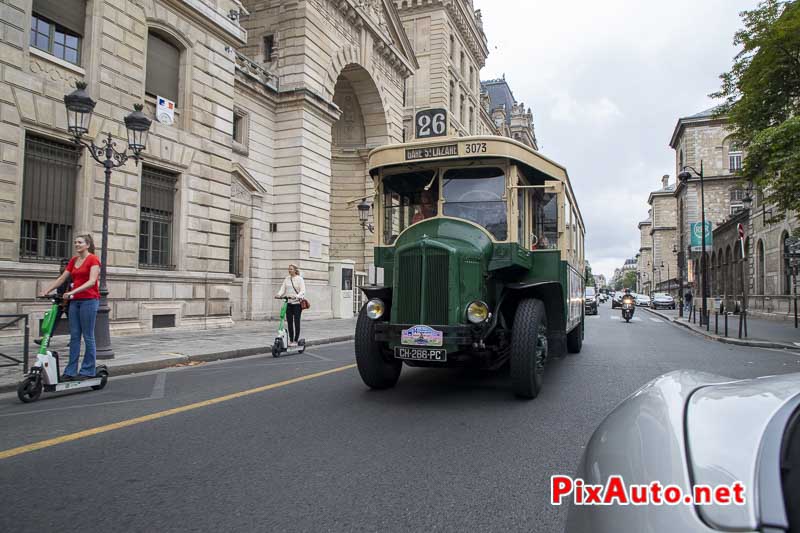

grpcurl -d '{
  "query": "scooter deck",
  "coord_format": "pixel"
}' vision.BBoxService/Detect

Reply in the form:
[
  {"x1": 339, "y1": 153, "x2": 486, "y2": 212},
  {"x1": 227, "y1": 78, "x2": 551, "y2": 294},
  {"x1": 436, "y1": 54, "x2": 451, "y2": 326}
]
[{"x1": 46, "y1": 378, "x2": 102, "y2": 392}]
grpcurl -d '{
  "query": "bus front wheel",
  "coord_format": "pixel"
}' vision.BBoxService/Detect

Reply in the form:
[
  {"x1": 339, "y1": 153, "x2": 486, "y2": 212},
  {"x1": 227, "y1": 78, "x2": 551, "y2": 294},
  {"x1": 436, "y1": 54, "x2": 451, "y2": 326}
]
[
  {"x1": 355, "y1": 306, "x2": 401, "y2": 390},
  {"x1": 510, "y1": 298, "x2": 547, "y2": 399}
]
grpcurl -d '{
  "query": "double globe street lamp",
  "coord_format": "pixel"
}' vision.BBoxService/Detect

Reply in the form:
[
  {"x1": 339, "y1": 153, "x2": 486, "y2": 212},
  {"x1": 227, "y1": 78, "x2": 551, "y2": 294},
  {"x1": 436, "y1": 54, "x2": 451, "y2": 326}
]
[
  {"x1": 63, "y1": 81, "x2": 152, "y2": 359},
  {"x1": 678, "y1": 161, "x2": 708, "y2": 325}
]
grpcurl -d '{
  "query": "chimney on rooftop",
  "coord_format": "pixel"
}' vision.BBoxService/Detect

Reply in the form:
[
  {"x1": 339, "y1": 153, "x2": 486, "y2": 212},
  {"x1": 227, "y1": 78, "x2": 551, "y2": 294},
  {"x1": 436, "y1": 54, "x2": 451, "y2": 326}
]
[{"x1": 662, "y1": 174, "x2": 669, "y2": 189}]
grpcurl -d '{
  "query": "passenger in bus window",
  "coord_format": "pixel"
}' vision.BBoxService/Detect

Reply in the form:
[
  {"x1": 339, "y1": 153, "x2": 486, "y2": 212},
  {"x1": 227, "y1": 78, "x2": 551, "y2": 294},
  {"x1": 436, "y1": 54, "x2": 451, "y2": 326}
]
[{"x1": 412, "y1": 190, "x2": 437, "y2": 224}]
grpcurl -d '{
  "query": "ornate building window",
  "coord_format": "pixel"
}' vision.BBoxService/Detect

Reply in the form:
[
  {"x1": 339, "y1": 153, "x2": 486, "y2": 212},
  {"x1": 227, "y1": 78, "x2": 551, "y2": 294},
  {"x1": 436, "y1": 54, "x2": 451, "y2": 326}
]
[
  {"x1": 19, "y1": 135, "x2": 80, "y2": 262},
  {"x1": 730, "y1": 187, "x2": 745, "y2": 215},
  {"x1": 30, "y1": 0, "x2": 84, "y2": 65},
  {"x1": 139, "y1": 166, "x2": 177, "y2": 269},
  {"x1": 263, "y1": 34, "x2": 275, "y2": 63},
  {"x1": 729, "y1": 142, "x2": 743, "y2": 172},
  {"x1": 146, "y1": 30, "x2": 181, "y2": 106},
  {"x1": 229, "y1": 222, "x2": 243, "y2": 277}
]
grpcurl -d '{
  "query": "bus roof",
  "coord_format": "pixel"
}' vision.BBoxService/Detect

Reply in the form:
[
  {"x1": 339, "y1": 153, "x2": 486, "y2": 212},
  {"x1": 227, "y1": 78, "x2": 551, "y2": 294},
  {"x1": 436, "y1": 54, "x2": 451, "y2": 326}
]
[{"x1": 367, "y1": 135, "x2": 584, "y2": 231}]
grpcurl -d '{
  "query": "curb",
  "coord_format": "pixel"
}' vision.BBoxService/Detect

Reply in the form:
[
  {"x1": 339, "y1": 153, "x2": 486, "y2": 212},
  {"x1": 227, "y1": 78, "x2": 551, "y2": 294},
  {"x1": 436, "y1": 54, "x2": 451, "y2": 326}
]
[
  {"x1": 0, "y1": 334, "x2": 355, "y2": 394},
  {"x1": 644, "y1": 308, "x2": 800, "y2": 351}
]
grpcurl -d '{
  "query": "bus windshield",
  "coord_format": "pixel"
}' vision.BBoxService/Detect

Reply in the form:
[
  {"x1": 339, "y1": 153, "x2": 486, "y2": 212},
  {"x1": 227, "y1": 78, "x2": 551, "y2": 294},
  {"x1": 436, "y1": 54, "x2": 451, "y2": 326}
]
[
  {"x1": 442, "y1": 167, "x2": 507, "y2": 240},
  {"x1": 382, "y1": 170, "x2": 438, "y2": 245}
]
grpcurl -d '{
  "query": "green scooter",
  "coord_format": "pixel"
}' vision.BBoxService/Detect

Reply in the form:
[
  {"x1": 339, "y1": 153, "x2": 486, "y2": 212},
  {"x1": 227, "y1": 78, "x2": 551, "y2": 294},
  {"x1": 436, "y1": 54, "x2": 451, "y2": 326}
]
[
  {"x1": 272, "y1": 297, "x2": 306, "y2": 357},
  {"x1": 17, "y1": 294, "x2": 108, "y2": 403}
]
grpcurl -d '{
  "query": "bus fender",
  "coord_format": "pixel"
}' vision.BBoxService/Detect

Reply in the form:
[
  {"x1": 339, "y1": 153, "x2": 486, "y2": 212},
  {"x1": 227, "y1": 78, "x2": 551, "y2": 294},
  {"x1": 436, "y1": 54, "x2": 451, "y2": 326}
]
[
  {"x1": 358, "y1": 285, "x2": 393, "y2": 303},
  {"x1": 500, "y1": 282, "x2": 567, "y2": 355}
]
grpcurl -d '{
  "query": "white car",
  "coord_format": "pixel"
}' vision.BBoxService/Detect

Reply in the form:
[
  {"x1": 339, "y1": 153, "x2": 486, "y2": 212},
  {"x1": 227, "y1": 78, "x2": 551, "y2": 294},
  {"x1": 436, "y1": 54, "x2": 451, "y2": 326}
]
[{"x1": 634, "y1": 294, "x2": 651, "y2": 307}]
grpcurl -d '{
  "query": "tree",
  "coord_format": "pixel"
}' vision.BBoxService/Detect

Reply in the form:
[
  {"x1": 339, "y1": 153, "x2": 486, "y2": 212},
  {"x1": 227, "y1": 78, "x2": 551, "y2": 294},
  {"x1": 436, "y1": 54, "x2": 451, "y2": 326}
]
[
  {"x1": 585, "y1": 262, "x2": 595, "y2": 286},
  {"x1": 613, "y1": 270, "x2": 637, "y2": 291},
  {"x1": 711, "y1": 0, "x2": 800, "y2": 214}
]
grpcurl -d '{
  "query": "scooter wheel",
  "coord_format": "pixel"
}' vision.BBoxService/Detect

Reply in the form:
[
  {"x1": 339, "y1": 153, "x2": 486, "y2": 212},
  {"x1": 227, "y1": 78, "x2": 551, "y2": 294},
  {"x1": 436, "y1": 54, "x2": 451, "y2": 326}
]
[
  {"x1": 272, "y1": 339, "x2": 281, "y2": 358},
  {"x1": 17, "y1": 375, "x2": 42, "y2": 403},
  {"x1": 91, "y1": 369, "x2": 109, "y2": 391}
]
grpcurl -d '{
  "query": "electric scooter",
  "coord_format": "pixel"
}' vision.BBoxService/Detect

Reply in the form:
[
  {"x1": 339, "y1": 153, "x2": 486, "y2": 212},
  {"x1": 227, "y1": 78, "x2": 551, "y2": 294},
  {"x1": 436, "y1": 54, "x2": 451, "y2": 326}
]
[
  {"x1": 17, "y1": 294, "x2": 108, "y2": 403},
  {"x1": 271, "y1": 297, "x2": 306, "y2": 357}
]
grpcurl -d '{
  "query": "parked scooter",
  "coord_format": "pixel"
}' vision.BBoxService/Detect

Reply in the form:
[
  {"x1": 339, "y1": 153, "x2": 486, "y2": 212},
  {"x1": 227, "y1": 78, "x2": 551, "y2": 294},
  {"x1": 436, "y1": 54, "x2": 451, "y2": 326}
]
[
  {"x1": 621, "y1": 293, "x2": 636, "y2": 323},
  {"x1": 17, "y1": 294, "x2": 108, "y2": 403}
]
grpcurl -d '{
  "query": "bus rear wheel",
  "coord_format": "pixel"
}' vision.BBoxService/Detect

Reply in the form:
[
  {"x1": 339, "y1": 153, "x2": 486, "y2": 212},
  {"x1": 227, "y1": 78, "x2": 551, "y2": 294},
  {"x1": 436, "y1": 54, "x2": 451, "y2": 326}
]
[
  {"x1": 355, "y1": 305, "x2": 401, "y2": 390},
  {"x1": 511, "y1": 298, "x2": 547, "y2": 399}
]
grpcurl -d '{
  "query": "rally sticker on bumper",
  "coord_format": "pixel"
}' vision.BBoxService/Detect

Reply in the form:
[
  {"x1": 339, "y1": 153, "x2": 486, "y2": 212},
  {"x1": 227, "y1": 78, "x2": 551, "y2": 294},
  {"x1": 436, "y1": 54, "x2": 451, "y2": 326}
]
[{"x1": 401, "y1": 325, "x2": 443, "y2": 347}]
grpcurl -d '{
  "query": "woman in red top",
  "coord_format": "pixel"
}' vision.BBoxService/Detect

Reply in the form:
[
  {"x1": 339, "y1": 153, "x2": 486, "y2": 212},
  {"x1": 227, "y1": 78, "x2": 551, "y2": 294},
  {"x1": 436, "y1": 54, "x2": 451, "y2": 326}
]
[{"x1": 40, "y1": 234, "x2": 101, "y2": 380}]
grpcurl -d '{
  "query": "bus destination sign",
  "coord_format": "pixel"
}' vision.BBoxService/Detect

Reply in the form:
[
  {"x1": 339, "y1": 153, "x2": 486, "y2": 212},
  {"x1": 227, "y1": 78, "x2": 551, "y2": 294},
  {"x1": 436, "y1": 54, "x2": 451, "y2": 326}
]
[{"x1": 405, "y1": 144, "x2": 458, "y2": 161}]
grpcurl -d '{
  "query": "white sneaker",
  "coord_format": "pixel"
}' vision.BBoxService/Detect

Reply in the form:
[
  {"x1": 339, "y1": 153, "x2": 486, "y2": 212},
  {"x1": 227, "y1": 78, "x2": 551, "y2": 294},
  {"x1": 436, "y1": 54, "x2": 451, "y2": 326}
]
[{"x1": 289, "y1": 342, "x2": 297, "y2": 347}]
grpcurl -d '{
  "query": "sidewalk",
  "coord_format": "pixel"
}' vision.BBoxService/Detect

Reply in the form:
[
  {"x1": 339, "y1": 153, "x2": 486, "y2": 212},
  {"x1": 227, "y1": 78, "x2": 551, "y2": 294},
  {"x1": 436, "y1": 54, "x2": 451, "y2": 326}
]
[
  {"x1": 0, "y1": 317, "x2": 357, "y2": 393},
  {"x1": 646, "y1": 307, "x2": 800, "y2": 351}
]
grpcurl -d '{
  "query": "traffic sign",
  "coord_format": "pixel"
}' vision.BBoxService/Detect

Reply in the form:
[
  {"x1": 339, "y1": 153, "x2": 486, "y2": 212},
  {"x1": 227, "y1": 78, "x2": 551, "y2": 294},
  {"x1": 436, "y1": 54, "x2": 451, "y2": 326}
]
[{"x1": 690, "y1": 221, "x2": 712, "y2": 252}]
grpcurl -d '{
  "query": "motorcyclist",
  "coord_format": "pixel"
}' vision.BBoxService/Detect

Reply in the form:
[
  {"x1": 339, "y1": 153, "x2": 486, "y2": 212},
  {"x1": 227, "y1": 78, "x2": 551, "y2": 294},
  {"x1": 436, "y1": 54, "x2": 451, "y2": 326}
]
[{"x1": 621, "y1": 289, "x2": 635, "y2": 305}]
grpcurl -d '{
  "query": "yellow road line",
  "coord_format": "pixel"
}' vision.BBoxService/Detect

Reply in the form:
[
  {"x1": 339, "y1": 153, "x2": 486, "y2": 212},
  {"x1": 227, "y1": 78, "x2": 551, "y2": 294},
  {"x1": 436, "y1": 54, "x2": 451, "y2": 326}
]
[{"x1": 0, "y1": 363, "x2": 356, "y2": 461}]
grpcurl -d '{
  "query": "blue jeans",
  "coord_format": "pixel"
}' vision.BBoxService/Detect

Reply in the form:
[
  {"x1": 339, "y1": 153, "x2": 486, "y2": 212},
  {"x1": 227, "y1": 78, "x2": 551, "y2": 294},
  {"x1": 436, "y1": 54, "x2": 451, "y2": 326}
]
[{"x1": 66, "y1": 298, "x2": 99, "y2": 377}]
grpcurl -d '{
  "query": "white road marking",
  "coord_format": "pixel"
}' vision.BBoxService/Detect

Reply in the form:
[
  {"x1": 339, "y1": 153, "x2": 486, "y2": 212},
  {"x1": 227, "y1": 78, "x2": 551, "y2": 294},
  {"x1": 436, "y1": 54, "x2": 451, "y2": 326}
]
[
  {"x1": 0, "y1": 372, "x2": 168, "y2": 418},
  {"x1": 650, "y1": 318, "x2": 663, "y2": 323}
]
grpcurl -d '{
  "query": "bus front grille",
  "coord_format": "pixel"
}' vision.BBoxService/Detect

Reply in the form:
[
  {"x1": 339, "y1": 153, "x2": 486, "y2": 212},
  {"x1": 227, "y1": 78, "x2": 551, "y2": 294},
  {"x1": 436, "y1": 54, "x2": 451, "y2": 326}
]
[{"x1": 396, "y1": 246, "x2": 449, "y2": 325}]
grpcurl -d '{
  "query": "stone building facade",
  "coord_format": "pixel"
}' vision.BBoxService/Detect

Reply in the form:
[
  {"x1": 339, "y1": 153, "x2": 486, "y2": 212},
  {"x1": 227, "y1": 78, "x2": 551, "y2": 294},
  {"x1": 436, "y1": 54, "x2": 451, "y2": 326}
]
[
  {"x1": 481, "y1": 76, "x2": 537, "y2": 149},
  {"x1": 647, "y1": 174, "x2": 677, "y2": 296},
  {"x1": 0, "y1": 0, "x2": 419, "y2": 339},
  {"x1": 637, "y1": 218, "x2": 652, "y2": 294},
  {"x1": 669, "y1": 107, "x2": 745, "y2": 309},
  {"x1": 395, "y1": 0, "x2": 489, "y2": 138},
  {"x1": 669, "y1": 106, "x2": 798, "y2": 319}
]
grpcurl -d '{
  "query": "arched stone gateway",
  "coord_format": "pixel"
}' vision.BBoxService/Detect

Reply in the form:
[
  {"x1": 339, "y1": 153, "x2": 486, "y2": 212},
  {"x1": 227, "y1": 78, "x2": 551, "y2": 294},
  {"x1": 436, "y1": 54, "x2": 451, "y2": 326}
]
[{"x1": 330, "y1": 63, "x2": 390, "y2": 275}]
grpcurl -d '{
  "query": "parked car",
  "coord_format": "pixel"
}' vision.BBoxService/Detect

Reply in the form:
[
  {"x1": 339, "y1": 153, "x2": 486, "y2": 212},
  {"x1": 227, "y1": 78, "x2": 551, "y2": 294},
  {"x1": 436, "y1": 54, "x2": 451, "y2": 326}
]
[
  {"x1": 565, "y1": 370, "x2": 800, "y2": 533},
  {"x1": 634, "y1": 294, "x2": 651, "y2": 307},
  {"x1": 651, "y1": 293, "x2": 676, "y2": 310},
  {"x1": 585, "y1": 287, "x2": 598, "y2": 315}
]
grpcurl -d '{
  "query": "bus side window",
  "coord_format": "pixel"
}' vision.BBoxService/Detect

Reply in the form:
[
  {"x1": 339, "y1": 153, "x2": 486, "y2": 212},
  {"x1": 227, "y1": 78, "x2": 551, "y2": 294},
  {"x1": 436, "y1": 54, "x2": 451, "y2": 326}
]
[{"x1": 532, "y1": 191, "x2": 558, "y2": 249}]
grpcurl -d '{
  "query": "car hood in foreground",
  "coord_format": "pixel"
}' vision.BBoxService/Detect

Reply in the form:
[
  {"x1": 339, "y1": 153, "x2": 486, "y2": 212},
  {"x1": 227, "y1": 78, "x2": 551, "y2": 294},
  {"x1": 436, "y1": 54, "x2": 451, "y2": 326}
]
[
  {"x1": 566, "y1": 370, "x2": 800, "y2": 533},
  {"x1": 687, "y1": 373, "x2": 800, "y2": 531}
]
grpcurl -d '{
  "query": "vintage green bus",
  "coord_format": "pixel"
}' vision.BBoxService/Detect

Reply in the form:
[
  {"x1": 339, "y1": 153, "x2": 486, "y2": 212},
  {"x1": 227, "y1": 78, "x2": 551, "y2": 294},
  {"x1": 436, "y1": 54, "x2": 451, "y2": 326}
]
[{"x1": 355, "y1": 135, "x2": 585, "y2": 398}]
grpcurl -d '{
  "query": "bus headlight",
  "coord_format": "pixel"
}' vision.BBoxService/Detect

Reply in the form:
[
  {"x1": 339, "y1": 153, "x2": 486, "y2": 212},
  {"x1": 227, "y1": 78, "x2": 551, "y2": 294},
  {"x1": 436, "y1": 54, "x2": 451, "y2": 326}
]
[
  {"x1": 466, "y1": 301, "x2": 490, "y2": 324},
  {"x1": 366, "y1": 299, "x2": 385, "y2": 320}
]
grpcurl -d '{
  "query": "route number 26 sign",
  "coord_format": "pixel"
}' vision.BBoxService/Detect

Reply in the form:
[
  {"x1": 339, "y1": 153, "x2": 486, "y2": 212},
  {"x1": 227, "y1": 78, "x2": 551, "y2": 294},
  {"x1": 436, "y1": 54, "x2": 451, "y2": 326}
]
[{"x1": 415, "y1": 109, "x2": 448, "y2": 139}]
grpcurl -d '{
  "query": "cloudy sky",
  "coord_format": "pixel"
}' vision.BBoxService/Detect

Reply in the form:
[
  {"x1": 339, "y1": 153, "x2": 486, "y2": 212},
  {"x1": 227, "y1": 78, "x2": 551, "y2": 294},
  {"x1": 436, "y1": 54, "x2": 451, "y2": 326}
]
[{"x1": 477, "y1": 0, "x2": 757, "y2": 280}]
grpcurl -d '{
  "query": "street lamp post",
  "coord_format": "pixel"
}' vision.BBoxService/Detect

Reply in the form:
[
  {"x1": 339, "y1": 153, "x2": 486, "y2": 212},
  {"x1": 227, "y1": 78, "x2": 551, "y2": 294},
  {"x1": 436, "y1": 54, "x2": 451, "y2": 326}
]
[
  {"x1": 63, "y1": 82, "x2": 151, "y2": 359},
  {"x1": 678, "y1": 161, "x2": 708, "y2": 325}
]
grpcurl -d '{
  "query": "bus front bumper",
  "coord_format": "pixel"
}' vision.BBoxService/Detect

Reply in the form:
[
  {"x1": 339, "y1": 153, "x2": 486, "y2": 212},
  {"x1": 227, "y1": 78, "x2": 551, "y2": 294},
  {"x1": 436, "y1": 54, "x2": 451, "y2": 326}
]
[{"x1": 374, "y1": 323, "x2": 485, "y2": 346}]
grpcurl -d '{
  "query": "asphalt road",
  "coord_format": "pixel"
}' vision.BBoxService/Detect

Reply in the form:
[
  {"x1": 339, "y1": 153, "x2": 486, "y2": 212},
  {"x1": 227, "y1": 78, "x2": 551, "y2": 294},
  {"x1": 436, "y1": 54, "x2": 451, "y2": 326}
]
[{"x1": 1, "y1": 304, "x2": 799, "y2": 532}]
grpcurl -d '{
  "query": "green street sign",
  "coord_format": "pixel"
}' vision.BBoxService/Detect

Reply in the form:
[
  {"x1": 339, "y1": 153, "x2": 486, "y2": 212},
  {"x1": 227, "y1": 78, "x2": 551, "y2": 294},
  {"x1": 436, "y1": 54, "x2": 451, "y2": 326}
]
[{"x1": 690, "y1": 221, "x2": 713, "y2": 251}]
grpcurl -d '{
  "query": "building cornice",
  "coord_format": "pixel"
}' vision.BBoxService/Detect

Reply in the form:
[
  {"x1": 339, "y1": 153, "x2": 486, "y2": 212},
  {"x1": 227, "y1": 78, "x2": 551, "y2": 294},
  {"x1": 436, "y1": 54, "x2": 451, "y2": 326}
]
[{"x1": 669, "y1": 114, "x2": 728, "y2": 149}]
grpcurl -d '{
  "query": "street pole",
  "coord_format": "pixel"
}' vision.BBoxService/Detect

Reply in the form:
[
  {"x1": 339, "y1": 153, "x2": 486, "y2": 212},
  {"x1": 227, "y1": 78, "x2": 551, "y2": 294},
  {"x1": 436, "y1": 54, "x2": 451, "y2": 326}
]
[
  {"x1": 678, "y1": 249, "x2": 684, "y2": 318},
  {"x1": 700, "y1": 161, "x2": 709, "y2": 326},
  {"x1": 96, "y1": 134, "x2": 114, "y2": 359}
]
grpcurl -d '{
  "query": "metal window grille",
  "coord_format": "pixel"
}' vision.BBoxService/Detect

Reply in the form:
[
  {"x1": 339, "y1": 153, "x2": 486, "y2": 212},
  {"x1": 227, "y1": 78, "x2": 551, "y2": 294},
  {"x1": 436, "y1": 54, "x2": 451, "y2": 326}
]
[
  {"x1": 139, "y1": 166, "x2": 177, "y2": 269},
  {"x1": 20, "y1": 135, "x2": 80, "y2": 262},
  {"x1": 229, "y1": 222, "x2": 243, "y2": 277}
]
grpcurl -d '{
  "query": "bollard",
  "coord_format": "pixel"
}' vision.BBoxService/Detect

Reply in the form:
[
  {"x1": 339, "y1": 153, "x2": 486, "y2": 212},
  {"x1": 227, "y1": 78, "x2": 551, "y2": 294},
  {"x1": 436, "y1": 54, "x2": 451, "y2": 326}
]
[
  {"x1": 725, "y1": 313, "x2": 728, "y2": 337},
  {"x1": 706, "y1": 310, "x2": 710, "y2": 331},
  {"x1": 738, "y1": 311, "x2": 743, "y2": 339},
  {"x1": 715, "y1": 312, "x2": 719, "y2": 334}
]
